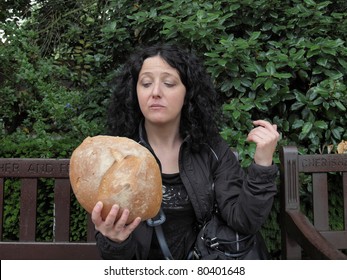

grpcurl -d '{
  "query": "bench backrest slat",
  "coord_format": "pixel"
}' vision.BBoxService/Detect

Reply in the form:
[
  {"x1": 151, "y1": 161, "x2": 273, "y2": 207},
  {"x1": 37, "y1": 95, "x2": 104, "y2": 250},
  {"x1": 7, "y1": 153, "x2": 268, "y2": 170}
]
[
  {"x1": 312, "y1": 173, "x2": 329, "y2": 231},
  {"x1": 54, "y1": 178, "x2": 71, "y2": 242},
  {"x1": 344, "y1": 172, "x2": 347, "y2": 228},
  {"x1": 0, "y1": 178, "x2": 4, "y2": 237},
  {"x1": 20, "y1": 178, "x2": 38, "y2": 241}
]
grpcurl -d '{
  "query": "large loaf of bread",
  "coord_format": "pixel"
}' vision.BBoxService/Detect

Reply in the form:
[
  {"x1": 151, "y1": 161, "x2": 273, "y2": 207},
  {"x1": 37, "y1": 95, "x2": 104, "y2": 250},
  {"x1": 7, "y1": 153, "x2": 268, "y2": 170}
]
[{"x1": 69, "y1": 135, "x2": 162, "y2": 223}]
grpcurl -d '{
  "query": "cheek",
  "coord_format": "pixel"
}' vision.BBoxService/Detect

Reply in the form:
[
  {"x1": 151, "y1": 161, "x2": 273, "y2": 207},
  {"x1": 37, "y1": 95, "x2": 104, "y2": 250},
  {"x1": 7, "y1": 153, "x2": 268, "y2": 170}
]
[
  {"x1": 136, "y1": 91, "x2": 146, "y2": 112},
  {"x1": 175, "y1": 91, "x2": 186, "y2": 110},
  {"x1": 176, "y1": 98, "x2": 185, "y2": 111},
  {"x1": 137, "y1": 98, "x2": 146, "y2": 113},
  {"x1": 136, "y1": 85, "x2": 145, "y2": 102}
]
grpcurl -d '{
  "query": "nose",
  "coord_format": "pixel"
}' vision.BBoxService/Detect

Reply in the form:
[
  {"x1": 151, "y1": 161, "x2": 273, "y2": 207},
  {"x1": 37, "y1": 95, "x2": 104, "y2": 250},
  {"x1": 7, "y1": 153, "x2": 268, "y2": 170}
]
[{"x1": 151, "y1": 81, "x2": 162, "y2": 98}]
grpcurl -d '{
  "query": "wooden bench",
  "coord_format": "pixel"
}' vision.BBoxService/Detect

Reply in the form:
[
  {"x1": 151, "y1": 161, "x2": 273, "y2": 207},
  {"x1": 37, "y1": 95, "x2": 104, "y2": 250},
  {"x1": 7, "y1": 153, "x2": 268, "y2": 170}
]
[
  {"x1": 280, "y1": 146, "x2": 347, "y2": 259},
  {"x1": 0, "y1": 158, "x2": 100, "y2": 259}
]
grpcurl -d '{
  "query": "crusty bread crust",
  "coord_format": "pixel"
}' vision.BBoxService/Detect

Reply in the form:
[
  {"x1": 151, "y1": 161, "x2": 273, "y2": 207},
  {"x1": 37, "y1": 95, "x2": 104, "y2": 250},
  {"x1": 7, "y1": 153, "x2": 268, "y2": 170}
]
[{"x1": 69, "y1": 135, "x2": 162, "y2": 223}]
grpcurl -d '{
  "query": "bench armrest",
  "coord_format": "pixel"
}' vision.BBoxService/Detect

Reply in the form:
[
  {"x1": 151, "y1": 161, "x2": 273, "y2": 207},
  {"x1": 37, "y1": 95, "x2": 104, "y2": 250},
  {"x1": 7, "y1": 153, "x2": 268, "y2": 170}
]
[{"x1": 285, "y1": 210, "x2": 347, "y2": 260}]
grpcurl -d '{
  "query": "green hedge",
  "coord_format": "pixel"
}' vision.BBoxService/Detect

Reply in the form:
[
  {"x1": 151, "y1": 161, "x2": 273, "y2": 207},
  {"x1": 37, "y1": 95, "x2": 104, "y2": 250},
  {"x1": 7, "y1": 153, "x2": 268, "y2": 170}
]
[{"x1": 1, "y1": 0, "x2": 346, "y2": 258}]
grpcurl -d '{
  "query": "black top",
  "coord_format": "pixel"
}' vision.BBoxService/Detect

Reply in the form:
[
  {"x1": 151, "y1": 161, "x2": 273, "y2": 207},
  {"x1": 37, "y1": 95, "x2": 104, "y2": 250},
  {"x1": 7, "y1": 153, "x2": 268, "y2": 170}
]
[{"x1": 148, "y1": 172, "x2": 197, "y2": 259}]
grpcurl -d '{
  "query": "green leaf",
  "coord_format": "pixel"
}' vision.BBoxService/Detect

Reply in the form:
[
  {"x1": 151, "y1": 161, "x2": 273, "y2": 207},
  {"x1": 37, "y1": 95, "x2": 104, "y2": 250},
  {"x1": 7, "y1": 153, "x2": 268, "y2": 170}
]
[
  {"x1": 234, "y1": 39, "x2": 249, "y2": 49},
  {"x1": 324, "y1": 71, "x2": 343, "y2": 80},
  {"x1": 220, "y1": 80, "x2": 233, "y2": 92},
  {"x1": 240, "y1": 78, "x2": 252, "y2": 88},
  {"x1": 232, "y1": 78, "x2": 241, "y2": 89},
  {"x1": 292, "y1": 119, "x2": 304, "y2": 129},
  {"x1": 316, "y1": 58, "x2": 328, "y2": 67},
  {"x1": 273, "y1": 73, "x2": 292, "y2": 79},
  {"x1": 323, "y1": 102, "x2": 330, "y2": 110},
  {"x1": 337, "y1": 58, "x2": 347, "y2": 69},
  {"x1": 321, "y1": 47, "x2": 336, "y2": 56},
  {"x1": 240, "y1": 103, "x2": 254, "y2": 111},
  {"x1": 266, "y1": 62, "x2": 276, "y2": 75},
  {"x1": 294, "y1": 91, "x2": 307, "y2": 103},
  {"x1": 332, "y1": 128, "x2": 341, "y2": 139},
  {"x1": 249, "y1": 31, "x2": 261, "y2": 41},
  {"x1": 291, "y1": 102, "x2": 305, "y2": 111},
  {"x1": 229, "y1": 4, "x2": 241, "y2": 11},
  {"x1": 254, "y1": 101, "x2": 268, "y2": 111},
  {"x1": 251, "y1": 77, "x2": 266, "y2": 90},
  {"x1": 204, "y1": 52, "x2": 220, "y2": 58},
  {"x1": 291, "y1": 49, "x2": 306, "y2": 61},
  {"x1": 304, "y1": 0, "x2": 316, "y2": 6},
  {"x1": 314, "y1": 121, "x2": 327, "y2": 129},
  {"x1": 312, "y1": 97, "x2": 324, "y2": 105},
  {"x1": 232, "y1": 110, "x2": 241, "y2": 119},
  {"x1": 302, "y1": 122, "x2": 313, "y2": 135},
  {"x1": 264, "y1": 78, "x2": 274, "y2": 90},
  {"x1": 312, "y1": 86, "x2": 329, "y2": 98},
  {"x1": 335, "y1": 101, "x2": 346, "y2": 111},
  {"x1": 308, "y1": 88, "x2": 318, "y2": 101},
  {"x1": 258, "y1": 72, "x2": 270, "y2": 77},
  {"x1": 217, "y1": 58, "x2": 227, "y2": 67}
]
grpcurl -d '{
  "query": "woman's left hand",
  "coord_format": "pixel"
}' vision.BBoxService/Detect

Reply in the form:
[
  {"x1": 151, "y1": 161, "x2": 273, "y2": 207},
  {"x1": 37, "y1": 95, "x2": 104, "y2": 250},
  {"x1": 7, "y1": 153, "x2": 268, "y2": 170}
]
[{"x1": 246, "y1": 120, "x2": 280, "y2": 166}]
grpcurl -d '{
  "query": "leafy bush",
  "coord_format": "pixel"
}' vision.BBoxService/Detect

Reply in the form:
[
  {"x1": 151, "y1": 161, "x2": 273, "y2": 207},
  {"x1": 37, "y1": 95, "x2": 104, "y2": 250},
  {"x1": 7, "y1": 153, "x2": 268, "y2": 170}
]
[{"x1": 1, "y1": 0, "x2": 346, "y2": 258}]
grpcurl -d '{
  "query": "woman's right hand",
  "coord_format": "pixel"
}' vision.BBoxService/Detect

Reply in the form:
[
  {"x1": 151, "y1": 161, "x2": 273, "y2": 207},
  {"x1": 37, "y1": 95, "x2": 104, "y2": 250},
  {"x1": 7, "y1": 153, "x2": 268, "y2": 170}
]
[{"x1": 91, "y1": 201, "x2": 141, "y2": 243}]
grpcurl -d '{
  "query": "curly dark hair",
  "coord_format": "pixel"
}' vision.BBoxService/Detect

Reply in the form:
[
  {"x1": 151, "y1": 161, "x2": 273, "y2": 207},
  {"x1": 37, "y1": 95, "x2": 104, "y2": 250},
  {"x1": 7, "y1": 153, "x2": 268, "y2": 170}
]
[{"x1": 107, "y1": 43, "x2": 221, "y2": 150}]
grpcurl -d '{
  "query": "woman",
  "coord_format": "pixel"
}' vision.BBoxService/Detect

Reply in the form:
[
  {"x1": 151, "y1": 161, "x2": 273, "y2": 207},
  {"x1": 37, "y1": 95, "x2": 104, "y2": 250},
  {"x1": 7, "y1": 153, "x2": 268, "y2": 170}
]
[{"x1": 91, "y1": 43, "x2": 280, "y2": 259}]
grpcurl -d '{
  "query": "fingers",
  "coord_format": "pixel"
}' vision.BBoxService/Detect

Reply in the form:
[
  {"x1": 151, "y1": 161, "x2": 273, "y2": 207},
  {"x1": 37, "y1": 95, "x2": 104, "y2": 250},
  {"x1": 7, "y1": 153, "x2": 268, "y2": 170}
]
[
  {"x1": 250, "y1": 120, "x2": 278, "y2": 136},
  {"x1": 247, "y1": 120, "x2": 280, "y2": 145},
  {"x1": 124, "y1": 217, "x2": 142, "y2": 235},
  {"x1": 246, "y1": 120, "x2": 280, "y2": 166},
  {"x1": 91, "y1": 201, "x2": 141, "y2": 243},
  {"x1": 91, "y1": 201, "x2": 104, "y2": 226},
  {"x1": 114, "y1": 209, "x2": 141, "y2": 239},
  {"x1": 104, "y1": 204, "x2": 121, "y2": 227}
]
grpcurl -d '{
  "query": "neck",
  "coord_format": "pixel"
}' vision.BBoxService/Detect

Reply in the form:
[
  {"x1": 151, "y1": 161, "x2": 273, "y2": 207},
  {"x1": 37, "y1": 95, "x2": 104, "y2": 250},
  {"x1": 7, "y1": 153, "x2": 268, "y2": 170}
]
[
  {"x1": 144, "y1": 120, "x2": 183, "y2": 174},
  {"x1": 144, "y1": 120, "x2": 182, "y2": 149}
]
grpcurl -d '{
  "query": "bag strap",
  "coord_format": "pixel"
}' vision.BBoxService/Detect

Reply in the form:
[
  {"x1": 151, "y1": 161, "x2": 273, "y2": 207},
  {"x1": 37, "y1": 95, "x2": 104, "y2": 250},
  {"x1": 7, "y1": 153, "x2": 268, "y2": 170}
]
[{"x1": 146, "y1": 208, "x2": 173, "y2": 260}]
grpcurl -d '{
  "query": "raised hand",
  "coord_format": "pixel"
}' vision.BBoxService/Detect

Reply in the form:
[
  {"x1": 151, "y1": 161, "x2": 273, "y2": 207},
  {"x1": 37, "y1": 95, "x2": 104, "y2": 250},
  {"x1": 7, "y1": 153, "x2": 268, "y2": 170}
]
[{"x1": 246, "y1": 120, "x2": 280, "y2": 166}]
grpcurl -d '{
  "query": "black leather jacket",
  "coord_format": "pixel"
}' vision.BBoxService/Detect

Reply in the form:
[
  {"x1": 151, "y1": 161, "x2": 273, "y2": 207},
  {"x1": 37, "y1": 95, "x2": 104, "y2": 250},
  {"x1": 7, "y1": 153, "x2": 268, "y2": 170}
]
[{"x1": 95, "y1": 125, "x2": 278, "y2": 259}]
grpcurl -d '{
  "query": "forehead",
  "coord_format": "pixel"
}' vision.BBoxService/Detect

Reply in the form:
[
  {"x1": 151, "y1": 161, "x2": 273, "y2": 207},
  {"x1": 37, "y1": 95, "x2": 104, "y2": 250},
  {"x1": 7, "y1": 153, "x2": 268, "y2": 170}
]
[{"x1": 139, "y1": 56, "x2": 179, "y2": 76}]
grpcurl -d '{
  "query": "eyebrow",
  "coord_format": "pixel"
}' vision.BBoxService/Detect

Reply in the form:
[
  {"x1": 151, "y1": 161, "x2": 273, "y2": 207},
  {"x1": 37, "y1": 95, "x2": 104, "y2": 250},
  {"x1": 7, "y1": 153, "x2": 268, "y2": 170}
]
[{"x1": 139, "y1": 71, "x2": 177, "y2": 77}]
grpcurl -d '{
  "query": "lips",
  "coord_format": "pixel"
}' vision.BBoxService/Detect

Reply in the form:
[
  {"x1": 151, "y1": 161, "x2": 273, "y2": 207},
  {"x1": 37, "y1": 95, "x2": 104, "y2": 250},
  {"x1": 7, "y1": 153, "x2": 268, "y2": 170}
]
[{"x1": 149, "y1": 103, "x2": 165, "y2": 108}]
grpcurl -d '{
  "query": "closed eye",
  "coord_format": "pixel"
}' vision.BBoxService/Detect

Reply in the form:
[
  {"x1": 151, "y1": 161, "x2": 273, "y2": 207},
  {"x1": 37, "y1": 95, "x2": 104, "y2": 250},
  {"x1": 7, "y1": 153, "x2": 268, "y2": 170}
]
[
  {"x1": 164, "y1": 83, "x2": 175, "y2": 88},
  {"x1": 142, "y1": 83, "x2": 152, "y2": 88}
]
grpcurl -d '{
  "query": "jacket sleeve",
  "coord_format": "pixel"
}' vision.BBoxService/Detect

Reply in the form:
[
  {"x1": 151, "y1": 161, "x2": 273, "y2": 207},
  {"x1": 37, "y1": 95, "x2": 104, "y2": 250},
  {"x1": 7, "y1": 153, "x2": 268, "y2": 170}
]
[
  {"x1": 95, "y1": 231, "x2": 136, "y2": 260},
  {"x1": 213, "y1": 138, "x2": 278, "y2": 234}
]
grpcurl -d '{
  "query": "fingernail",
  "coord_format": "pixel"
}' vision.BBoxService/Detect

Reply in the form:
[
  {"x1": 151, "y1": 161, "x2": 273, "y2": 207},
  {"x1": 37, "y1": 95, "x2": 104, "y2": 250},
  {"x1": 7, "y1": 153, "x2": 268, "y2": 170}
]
[{"x1": 112, "y1": 204, "x2": 119, "y2": 210}]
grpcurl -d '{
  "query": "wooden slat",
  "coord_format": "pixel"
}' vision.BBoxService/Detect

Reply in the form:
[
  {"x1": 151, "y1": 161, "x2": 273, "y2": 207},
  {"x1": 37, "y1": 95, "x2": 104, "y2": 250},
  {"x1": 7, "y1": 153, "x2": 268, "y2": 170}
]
[
  {"x1": 312, "y1": 173, "x2": 329, "y2": 231},
  {"x1": 343, "y1": 172, "x2": 347, "y2": 229},
  {"x1": 299, "y1": 154, "x2": 347, "y2": 173},
  {"x1": 54, "y1": 178, "x2": 71, "y2": 242},
  {"x1": 0, "y1": 178, "x2": 4, "y2": 238},
  {"x1": 19, "y1": 178, "x2": 37, "y2": 241},
  {"x1": 0, "y1": 158, "x2": 70, "y2": 178},
  {"x1": 0, "y1": 242, "x2": 100, "y2": 260},
  {"x1": 87, "y1": 214, "x2": 96, "y2": 242},
  {"x1": 321, "y1": 230, "x2": 347, "y2": 249}
]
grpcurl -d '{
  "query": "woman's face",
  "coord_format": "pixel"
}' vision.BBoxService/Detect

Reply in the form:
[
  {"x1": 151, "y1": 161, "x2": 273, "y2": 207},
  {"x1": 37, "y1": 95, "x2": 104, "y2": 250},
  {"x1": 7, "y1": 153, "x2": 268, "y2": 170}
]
[{"x1": 137, "y1": 55, "x2": 186, "y2": 126}]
